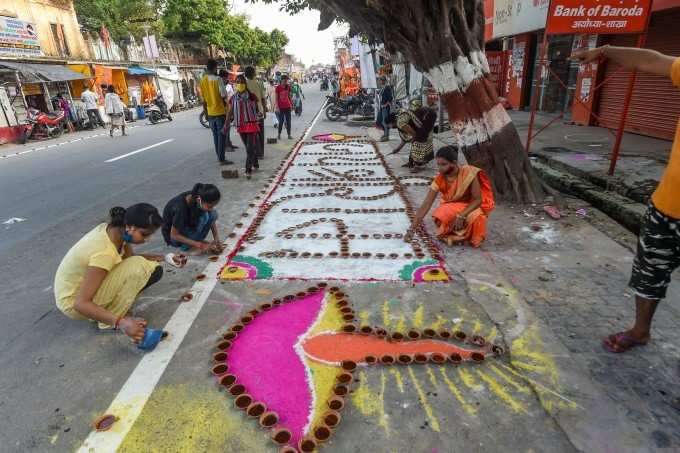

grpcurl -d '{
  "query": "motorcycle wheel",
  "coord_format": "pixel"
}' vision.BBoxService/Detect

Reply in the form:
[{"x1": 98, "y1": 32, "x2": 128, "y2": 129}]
[
  {"x1": 325, "y1": 105, "x2": 343, "y2": 122},
  {"x1": 149, "y1": 111, "x2": 161, "y2": 124},
  {"x1": 51, "y1": 124, "x2": 64, "y2": 138},
  {"x1": 199, "y1": 111, "x2": 209, "y2": 128}
]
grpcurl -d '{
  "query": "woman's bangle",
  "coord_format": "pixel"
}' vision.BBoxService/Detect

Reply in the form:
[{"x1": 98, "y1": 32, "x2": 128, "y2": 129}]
[{"x1": 114, "y1": 316, "x2": 123, "y2": 330}]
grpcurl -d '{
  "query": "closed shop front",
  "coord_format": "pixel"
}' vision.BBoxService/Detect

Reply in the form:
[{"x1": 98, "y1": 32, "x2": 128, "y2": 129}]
[{"x1": 596, "y1": 8, "x2": 680, "y2": 140}]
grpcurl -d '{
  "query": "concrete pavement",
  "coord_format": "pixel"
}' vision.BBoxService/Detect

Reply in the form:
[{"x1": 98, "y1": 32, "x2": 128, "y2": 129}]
[{"x1": 0, "y1": 86, "x2": 678, "y2": 452}]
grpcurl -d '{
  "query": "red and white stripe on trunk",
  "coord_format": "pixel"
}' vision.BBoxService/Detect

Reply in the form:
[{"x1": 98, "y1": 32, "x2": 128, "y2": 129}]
[{"x1": 424, "y1": 51, "x2": 511, "y2": 148}]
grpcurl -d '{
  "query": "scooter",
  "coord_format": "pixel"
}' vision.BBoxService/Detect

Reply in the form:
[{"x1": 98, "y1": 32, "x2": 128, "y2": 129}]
[
  {"x1": 146, "y1": 94, "x2": 173, "y2": 124},
  {"x1": 20, "y1": 108, "x2": 65, "y2": 143}
]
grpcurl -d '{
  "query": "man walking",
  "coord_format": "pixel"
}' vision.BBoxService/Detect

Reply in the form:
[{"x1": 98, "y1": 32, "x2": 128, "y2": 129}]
[
  {"x1": 572, "y1": 46, "x2": 680, "y2": 353},
  {"x1": 199, "y1": 59, "x2": 232, "y2": 166},
  {"x1": 81, "y1": 86, "x2": 103, "y2": 129},
  {"x1": 245, "y1": 66, "x2": 266, "y2": 159}
]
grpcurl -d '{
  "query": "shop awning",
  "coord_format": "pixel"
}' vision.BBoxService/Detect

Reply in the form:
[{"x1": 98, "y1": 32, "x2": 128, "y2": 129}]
[
  {"x1": 127, "y1": 66, "x2": 156, "y2": 76},
  {"x1": 0, "y1": 62, "x2": 91, "y2": 82}
]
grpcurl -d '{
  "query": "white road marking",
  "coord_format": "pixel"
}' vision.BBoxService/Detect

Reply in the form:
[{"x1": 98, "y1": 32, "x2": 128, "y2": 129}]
[
  {"x1": 104, "y1": 139, "x2": 174, "y2": 163},
  {"x1": 76, "y1": 101, "x2": 327, "y2": 453},
  {"x1": 2, "y1": 217, "x2": 27, "y2": 225}
]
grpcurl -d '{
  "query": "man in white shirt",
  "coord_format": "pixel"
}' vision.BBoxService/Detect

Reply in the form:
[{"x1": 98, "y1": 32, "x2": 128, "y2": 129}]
[
  {"x1": 81, "y1": 87, "x2": 104, "y2": 128},
  {"x1": 219, "y1": 69, "x2": 237, "y2": 150}
]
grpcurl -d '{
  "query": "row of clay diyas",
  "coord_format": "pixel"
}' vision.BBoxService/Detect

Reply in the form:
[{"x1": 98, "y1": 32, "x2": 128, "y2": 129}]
[
  {"x1": 258, "y1": 251, "x2": 428, "y2": 260},
  {"x1": 290, "y1": 176, "x2": 393, "y2": 182},
  {"x1": 296, "y1": 162, "x2": 382, "y2": 166},
  {"x1": 289, "y1": 181, "x2": 397, "y2": 188},
  {"x1": 363, "y1": 351, "x2": 486, "y2": 365},
  {"x1": 280, "y1": 207, "x2": 407, "y2": 214},
  {"x1": 275, "y1": 232, "x2": 407, "y2": 240}
]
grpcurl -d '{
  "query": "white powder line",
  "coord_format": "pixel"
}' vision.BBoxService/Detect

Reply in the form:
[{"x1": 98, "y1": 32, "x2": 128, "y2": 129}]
[
  {"x1": 104, "y1": 139, "x2": 174, "y2": 163},
  {"x1": 76, "y1": 101, "x2": 327, "y2": 453}
]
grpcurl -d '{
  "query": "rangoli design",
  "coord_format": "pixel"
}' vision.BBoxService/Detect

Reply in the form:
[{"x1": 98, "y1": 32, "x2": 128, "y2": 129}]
[
  {"x1": 211, "y1": 285, "x2": 503, "y2": 452},
  {"x1": 219, "y1": 140, "x2": 449, "y2": 282}
]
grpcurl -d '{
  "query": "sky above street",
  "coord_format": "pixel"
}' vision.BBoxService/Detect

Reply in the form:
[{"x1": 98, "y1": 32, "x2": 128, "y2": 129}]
[{"x1": 230, "y1": 0, "x2": 347, "y2": 66}]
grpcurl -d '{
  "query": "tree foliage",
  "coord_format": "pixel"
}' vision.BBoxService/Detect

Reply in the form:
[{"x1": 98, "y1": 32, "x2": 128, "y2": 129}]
[{"x1": 74, "y1": 0, "x2": 289, "y2": 68}]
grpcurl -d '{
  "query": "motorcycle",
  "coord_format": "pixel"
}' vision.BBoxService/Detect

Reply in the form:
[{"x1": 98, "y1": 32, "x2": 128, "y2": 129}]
[
  {"x1": 20, "y1": 108, "x2": 65, "y2": 143},
  {"x1": 199, "y1": 110, "x2": 209, "y2": 128},
  {"x1": 146, "y1": 94, "x2": 172, "y2": 124},
  {"x1": 325, "y1": 92, "x2": 374, "y2": 121}
]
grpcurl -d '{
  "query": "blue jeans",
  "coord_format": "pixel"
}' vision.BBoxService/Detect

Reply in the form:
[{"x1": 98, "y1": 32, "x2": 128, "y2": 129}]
[
  {"x1": 207, "y1": 114, "x2": 226, "y2": 162},
  {"x1": 380, "y1": 106, "x2": 391, "y2": 137},
  {"x1": 169, "y1": 211, "x2": 218, "y2": 251}
]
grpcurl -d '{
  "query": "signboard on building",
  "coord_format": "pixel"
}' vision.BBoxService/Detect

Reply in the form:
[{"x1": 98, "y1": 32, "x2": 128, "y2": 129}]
[
  {"x1": 546, "y1": 0, "x2": 652, "y2": 34},
  {"x1": 0, "y1": 16, "x2": 42, "y2": 56},
  {"x1": 490, "y1": 0, "x2": 550, "y2": 39}
]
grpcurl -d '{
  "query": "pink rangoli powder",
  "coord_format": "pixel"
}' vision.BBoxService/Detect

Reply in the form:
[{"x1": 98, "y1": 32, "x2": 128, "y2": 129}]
[{"x1": 227, "y1": 290, "x2": 325, "y2": 445}]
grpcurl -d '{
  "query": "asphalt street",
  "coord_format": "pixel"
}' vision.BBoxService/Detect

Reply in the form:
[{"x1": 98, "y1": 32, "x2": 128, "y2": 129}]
[{"x1": 0, "y1": 90, "x2": 325, "y2": 451}]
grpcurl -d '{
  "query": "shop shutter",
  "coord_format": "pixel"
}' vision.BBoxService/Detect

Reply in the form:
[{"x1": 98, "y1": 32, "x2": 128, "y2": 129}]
[{"x1": 596, "y1": 9, "x2": 680, "y2": 140}]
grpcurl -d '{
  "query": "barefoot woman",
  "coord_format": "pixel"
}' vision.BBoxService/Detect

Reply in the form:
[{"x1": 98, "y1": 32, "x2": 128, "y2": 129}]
[
  {"x1": 54, "y1": 204, "x2": 164, "y2": 343},
  {"x1": 409, "y1": 146, "x2": 495, "y2": 248}
]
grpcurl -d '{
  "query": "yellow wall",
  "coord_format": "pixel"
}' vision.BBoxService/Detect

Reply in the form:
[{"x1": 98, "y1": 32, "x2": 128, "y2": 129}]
[{"x1": 1, "y1": 0, "x2": 89, "y2": 59}]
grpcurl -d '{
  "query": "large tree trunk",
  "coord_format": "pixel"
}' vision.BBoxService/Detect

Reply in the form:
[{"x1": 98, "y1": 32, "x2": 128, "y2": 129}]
[
  {"x1": 314, "y1": 0, "x2": 545, "y2": 203},
  {"x1": 424, "y1": 57, "x2": 543, "y2": 203}
]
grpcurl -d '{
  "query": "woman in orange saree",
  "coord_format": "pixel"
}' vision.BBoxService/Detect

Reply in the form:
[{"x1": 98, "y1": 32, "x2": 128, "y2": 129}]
[{"x1": 408, "y1": 146, "x2": 495, "y2": 248}]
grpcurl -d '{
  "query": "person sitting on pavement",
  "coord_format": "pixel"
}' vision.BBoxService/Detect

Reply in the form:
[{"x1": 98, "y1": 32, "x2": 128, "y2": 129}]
[
  {"x1": 572, "y1": 46, "x2": 680, "y2": 353},
  {"x1": 407, "y1": 145, "x2": 495, "y2": 248},
  {"x1": 162, "y1": 183, "x2": 224, "y2": 254},
  {"x1": 54, "y1": 204, "x2": 165, "y2": 344},
  {"x1": 390, "y1": 99, "x2": 438, "y2": 172}
]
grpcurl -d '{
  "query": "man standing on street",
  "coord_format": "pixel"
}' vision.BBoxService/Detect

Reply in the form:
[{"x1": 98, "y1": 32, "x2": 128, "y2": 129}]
[
  {"x1": 81, "y1": 86, "x2": 104, "y2": 129},
  {"x1": 572, "y1": 46, "x2": 680, "y2": 353},
  {"x1": 219, "y1": 69, "x2": 237, "y2": 150},
  {"x1": 245, "y1": 66, "x2": 266, "y2": 159},
  {"x1": 199, "y1": 59, "x2": 232, "y2": 166},
  {"x1": 275, "y1": 75, "x2": 293, "y2": 140},
  {"x1": 377, "y1": 75, "x2": 394, "y2": 142}
]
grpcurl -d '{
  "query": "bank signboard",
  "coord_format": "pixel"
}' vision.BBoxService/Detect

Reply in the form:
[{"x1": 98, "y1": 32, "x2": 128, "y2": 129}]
[
  {"x1": 0, "y1": 16, "x2": 42, "y2": 56},
  {"x1": 546, "y1": 0, "x2": 652, "y2": 34}
]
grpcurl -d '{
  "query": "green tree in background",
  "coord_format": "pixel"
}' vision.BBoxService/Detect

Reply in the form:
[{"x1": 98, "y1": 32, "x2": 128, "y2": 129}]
[{"x1": 74, "y1": 0, "x2": 163, "y2": 42}]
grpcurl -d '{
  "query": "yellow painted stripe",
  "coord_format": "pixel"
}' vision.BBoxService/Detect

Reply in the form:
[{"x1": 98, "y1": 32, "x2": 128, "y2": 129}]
[
  {"x1": 476, "y1": 370, "x2": 527, "y2": 413},
  {"x1": 472, "y1": 319, "x2": 483, "y2": 334},
  {"x1": 488, "y1": 363, "x2": 531, "y2": 394},
  {"x1": 395, "y1": 313, "x2": 406, "y2": 333},
  {"x1": 359, "y1": 310, "x2": 370, "y2": 325},
  {"x1": 412, "y1": 304, "x2": 424, "y2": 328},
  {"x1": 407, "y1": 368, "x2": 441, "y2": 432},
  {"x1": 382, "y1": 300, "x2": 391, "y2": 327},
  {"x1": 457, "y1": 367, "x2": 483, "y2": 391},
  {"x1": 430, "y1": 314, "x2": 447, "y2": 330},
  {"x1": 439, "y1": 368, "x2": 477, "y2": 416},
  {"x1": 486, "y1": 326, "x2": 498, "y2": 343},
  {"x1": 389, "y1": 368, "x2": 405, "y2": 393},
  {"x1": 351, "y1": 371, "x2": 390, "y2": 434},
  {"x1": 426, "y1": 366, "x2": 439, "y2": 388}
]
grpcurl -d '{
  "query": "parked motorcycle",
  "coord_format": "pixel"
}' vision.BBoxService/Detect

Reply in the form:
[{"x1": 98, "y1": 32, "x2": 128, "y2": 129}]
[
  {"x1": 199, "y1": 110, "x2": 209, "y2": 128},
  {"x1": 325, "y1": 92, "x2": 374, "y2": 121},
  {"x1": 20, "y1": 108, "x2": 65, "y2": 143},
  {"x1": 146, "y1": 94, "x2": 172, "y2": 124}
]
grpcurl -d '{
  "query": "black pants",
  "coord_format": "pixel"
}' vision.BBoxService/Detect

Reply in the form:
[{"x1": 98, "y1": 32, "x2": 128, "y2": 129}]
[
  {"x1": 222, "y1": 120, "x2": 233, "y2": 149},
  {"x1": 277, "y1": 108, "x2": 292, "y2": 136},
  {"x1": 240, "y1": 132, "x2": 259, "y2": 172},
  {"x1": 257, "y1": 118, "x2": 265, "y2": 158},
  {"x1": 87, "y1": 108, "x2": 104, "y2": 128}
]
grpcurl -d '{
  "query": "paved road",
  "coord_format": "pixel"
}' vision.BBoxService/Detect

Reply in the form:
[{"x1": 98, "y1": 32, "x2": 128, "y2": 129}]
[{"x1": 0, "y1": 90, "x2": 326, "y2": 451}]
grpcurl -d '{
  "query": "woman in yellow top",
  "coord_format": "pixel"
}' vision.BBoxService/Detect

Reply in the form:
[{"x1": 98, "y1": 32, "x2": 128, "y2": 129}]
[{"x1": 54, "y1": 204, "x2": 164, "y2": 343}]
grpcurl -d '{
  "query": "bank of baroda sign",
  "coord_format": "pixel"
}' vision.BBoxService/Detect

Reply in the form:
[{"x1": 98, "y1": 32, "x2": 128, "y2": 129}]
[{"x1": 546, "y1": 0, "x2": 652, "y2": 34}]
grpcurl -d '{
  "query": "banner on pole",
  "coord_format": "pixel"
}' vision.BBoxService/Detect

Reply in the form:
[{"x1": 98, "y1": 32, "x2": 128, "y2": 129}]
[{"x1": 546, "y1": 0, "x2": 652, "y2": 34}]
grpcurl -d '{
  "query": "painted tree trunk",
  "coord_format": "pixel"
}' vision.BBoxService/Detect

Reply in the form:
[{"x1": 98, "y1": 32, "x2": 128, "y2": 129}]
[{"x1": 424, "y1": 53, "x2": 543, "y2": 203}]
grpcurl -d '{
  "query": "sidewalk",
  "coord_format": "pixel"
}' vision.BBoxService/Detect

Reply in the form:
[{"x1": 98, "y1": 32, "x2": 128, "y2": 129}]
[{"x1": 510, "y1": 110, "x2": 674, "y2": 232}]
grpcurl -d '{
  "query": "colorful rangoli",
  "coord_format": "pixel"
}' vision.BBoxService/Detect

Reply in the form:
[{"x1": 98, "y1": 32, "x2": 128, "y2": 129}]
[{"x1": 211, "y1": 285, "x2": 503, "y2": 452}]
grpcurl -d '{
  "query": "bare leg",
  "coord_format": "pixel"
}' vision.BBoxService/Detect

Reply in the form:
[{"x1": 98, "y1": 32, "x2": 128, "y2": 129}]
[
  {"x1": 110, "y1": 126, "x2": 114, "y2": 137},
  {"x1": 122, "y1": 125, "x2": 127, "y2": 136},
  {"x1": 625, "y1": 296, "x2": 660, "y2": 343}
]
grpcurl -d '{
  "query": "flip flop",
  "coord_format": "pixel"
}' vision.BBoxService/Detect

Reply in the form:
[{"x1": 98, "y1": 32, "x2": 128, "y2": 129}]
[
  {"x1": 165, "y1": 253, "x2": 187, "y2": 268},
  {"x1": 543, "y1": 205, "x2": 562, "y2": 220},
  {"x1": 137, "y1": 328, "x2": 168, "y2": 351},
  {"x1": 602, "y1": 332, "x2": 647, "y2": 353}
]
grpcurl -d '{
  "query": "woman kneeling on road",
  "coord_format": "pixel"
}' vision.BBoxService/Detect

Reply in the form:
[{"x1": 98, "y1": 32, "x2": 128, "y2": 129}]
[
  {"x1": 54, "y1": 204, "x2": 165, "y2": 343},
  {"x1": 407, "y1": 146, "x2": 495, "y2": 248},
  {"x1": 162, "y1": 183, "x2": 224, "y2": 254}
]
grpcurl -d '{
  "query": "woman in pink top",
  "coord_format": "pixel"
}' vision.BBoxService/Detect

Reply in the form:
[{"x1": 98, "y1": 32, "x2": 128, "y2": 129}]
[{"x1": 275, "y1": 75, "x2": 293, "y2": 139}]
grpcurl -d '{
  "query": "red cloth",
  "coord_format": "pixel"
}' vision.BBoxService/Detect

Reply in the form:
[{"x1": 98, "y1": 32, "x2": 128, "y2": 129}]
[
  {"x1": 276, "y1": 84, "x2": 292, "y2": 109},
  {"x1": 237, "y1": 122, "x2": 260, "y2": 134}
]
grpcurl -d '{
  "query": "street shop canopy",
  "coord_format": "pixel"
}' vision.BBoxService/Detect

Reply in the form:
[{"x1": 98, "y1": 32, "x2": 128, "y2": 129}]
[
  {"x1": 127, "y1": 66, "x2": 157, "y2": 76},
  {"x1": 0, "y1": 62, "x2": 91, "y2": 83}
]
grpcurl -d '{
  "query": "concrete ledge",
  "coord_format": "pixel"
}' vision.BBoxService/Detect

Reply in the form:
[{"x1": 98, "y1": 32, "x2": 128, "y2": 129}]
[{"x1": 532, "y1": 160, "x2": 646, "y2": 234}]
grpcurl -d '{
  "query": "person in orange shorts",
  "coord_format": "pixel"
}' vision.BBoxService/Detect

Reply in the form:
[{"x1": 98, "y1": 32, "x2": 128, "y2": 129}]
[{"x1": 407, "y1": 145, "x2": 494, "y2": 248}]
